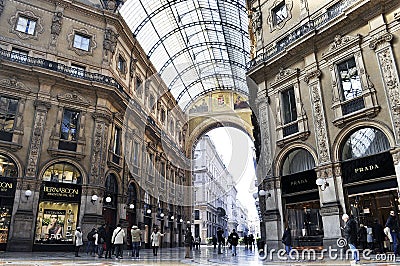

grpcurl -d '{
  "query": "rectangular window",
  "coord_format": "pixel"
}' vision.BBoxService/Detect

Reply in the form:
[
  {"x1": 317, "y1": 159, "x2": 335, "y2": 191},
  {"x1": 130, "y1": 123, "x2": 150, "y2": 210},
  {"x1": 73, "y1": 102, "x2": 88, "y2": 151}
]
[
  {"x1": 11, "y1": 49, "x2": 28, "y2": 62},
  {"x1": 132, "y1": 141, "x2": 140, "y2": 166},
  {"x1": 71, "y1": 64, "x2": 85, "y2": 77},
  {"x1": 160, "y1": 109, "x2": 166, "y2": 124},
  {"x1": 136, "y1": 77, "x2": 142, "y2": 95},
  {"x1": 73, "y1": 33, "x2": 90, "y2": 51},
  {"x1": 148, "y1": 153, "x2": 154, "y2": 176},
  {"x1": 118, "y1": 56, "x2": 126, "y2": 73},
  {"x1": 113, "y1": 127, "x2": 122, "y2": 155},
  {"x1": 337, "y1": 57, "x2": 363, "y2": 101},
  {"x1": 60, "y1": 109, "x2": 79, "y2": 141},
  {"x1": 0, "y1": 96, "x2": 18, "y2": 141},
  {"x1": 16, "y1": 16, "x2": 36, "y2": 35},
  {"x1": 272, "y1": 2, "x2": 287, "y2": 25},
  {"x1": 281, "y1": 87, "x2": 297, "y2": 124},
  {"x1": 194, "y1": 210, "x2": 200, "y2": 220}
]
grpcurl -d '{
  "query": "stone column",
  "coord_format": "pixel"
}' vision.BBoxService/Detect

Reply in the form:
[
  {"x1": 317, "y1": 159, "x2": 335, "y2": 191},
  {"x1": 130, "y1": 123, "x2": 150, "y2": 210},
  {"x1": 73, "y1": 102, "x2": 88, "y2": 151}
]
[{"x1": 304, "y1": 63, "x2": 343, "y2": 248}]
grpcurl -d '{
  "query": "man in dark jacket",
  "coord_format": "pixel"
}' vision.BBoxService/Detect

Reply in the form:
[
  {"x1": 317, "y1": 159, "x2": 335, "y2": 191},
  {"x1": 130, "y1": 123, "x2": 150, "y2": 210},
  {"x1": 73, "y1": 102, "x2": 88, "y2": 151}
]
[
  {"x1": 372, "y1": 219, "x2": 385, "y2": 253},
  {"x1": 229, "y1": 229, "x2": 239, "y2": 256},
  {"x1": 217, "y1": 227, "x2": 224, "y2": 254},
  {"x1": 282, "y1": 227, "x2": 292, "y2": 255},
  {"x1": 385, "y1": 210, "x2": 400, "y2": 255},
  {"x1": 342, "y1": 214, "x2": 359, "y2": 264},
  {"x1": 184, "y1": 228, "x2": 193, "y2": 259},
  {"x1": 357, "y1": 224, "x2": 367, "y2": 250}
]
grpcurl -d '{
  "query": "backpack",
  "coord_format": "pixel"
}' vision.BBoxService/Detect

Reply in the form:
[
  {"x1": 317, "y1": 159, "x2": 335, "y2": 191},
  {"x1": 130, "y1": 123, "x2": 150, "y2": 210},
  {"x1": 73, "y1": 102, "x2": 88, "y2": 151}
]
[{"x1": 87, "y1": 231, "x2": 95, "y2": 241}]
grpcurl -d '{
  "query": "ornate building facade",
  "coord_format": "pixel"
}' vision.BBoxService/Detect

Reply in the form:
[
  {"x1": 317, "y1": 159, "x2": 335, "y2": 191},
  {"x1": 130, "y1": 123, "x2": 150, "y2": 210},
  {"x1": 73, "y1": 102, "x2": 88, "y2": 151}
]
[
  {"x1": 248, "y1": 0, "x2": 400, "y2": 249},
  {"x1": 0, "y1": 0, "x2": 191, "y2": 251},
  {"x1": 192, "y1": 135, "x2": 236, "y2": 244}
]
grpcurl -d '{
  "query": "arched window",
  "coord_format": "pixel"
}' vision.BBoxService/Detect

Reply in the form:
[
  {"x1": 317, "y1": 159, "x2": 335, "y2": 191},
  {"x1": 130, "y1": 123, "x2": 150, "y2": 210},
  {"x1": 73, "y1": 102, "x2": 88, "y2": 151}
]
[
  {"x1": 42, "y1": 162, "x2": 82, "y2": 184},
  {"x1": 281, "y1": 148, "x2": 315, "y2": 176},
  {"x1": 127, "y1": 181, "x2": 137, "y2": 205},
  {"x1": 104, "y1": 174, "x2": 118, "y2": 208},
  {"x1": 0, "y1": 154, "x2": 17, "y2": 177},
  {"x1": 341, "y1": 127, "x2": 390, "y2": 161}
]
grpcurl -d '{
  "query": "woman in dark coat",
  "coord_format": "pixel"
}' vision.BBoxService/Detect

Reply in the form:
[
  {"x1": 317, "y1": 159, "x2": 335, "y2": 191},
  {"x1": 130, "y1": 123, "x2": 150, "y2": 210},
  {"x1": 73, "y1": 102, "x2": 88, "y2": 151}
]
[{"x1": 282, "y1": 227, "x2": 292, "y2": 254}]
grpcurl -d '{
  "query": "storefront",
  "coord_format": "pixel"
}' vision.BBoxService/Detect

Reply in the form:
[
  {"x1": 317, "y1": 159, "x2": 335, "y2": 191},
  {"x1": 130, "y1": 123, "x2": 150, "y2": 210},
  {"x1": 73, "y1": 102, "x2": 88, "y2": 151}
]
[
  {"x1": 34, "y1": 162, "x2": 82, "y2": 251},
  {"x1": 341, "y1": 127, "x2": 397, "y2": 227},
  {"x1": 102, "y1": 174, "x2": 118, "y2": 227},
  {"x1": 0, "y1": 154, "x2": 18, "y2": 251},
  {"x1": 280, "y1": 148, "x2": 323, "y2": 247}
]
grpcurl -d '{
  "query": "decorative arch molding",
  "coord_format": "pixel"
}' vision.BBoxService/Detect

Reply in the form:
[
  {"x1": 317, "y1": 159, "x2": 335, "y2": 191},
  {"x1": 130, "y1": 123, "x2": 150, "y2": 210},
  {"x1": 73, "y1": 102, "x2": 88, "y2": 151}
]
[
  {"x1": 274, "y1": 142, "x2": 318, "y2": 177},
  {"x1": 0, "y1": 149, "x2": 23, "y2": 178},
  {"x1": 104, "y1": 170, "x2": 122, "y2": 189},
  {"x1": 38, "y1": 158, "x2": 87, "y2": 184},
  {"x1": 332, "y1": 119, "x2": 395, "y2": 163},
  {"x1": 185, "y1": 114, "x2": 253, "y2": 157}
]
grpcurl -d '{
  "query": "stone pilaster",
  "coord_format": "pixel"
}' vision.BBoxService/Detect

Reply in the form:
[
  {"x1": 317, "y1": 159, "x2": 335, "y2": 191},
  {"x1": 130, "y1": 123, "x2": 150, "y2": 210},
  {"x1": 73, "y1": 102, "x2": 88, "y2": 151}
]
[
  {"x1": 370, "y1": 33, "x2": 400, "y2": 145},
  {"x1": 25, "y1": 100, "x2": 51, "y2": 178}
]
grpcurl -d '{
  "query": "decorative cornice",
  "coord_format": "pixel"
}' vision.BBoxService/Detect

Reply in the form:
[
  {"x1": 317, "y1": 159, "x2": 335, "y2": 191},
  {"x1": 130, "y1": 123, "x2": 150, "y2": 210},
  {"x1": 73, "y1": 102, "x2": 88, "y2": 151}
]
[
  {"x1": 369, "y1": 33, "x2": 393, "y2": 50},
  {"x1": 0, "y1": 77, "x2": 31, "y2": 94},
  {"x1": 304, "y1": 70, "x2": 321, "y2": 84},
  {"x1": 57, "y1": 92, "x2": 90, "y2": 107},
  {"x1": 92, "y1": 112, "x2": 112, "y2": 124},
  {"x1": 271, "y1": 68, "x2": 299, "y2": 88},
  {"x1": 322, "y1": 34, "x2": 361, "y2": 60},
  {"x1": 33, "y1": 99, "x2": 51, "y2": 110}
]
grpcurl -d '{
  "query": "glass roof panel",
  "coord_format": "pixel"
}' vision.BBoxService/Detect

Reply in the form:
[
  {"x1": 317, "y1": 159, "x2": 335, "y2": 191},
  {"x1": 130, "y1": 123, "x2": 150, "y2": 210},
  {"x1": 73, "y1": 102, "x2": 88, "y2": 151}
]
[{"x1": 120, "y1": 0, "x2": 250, "y2": 109}]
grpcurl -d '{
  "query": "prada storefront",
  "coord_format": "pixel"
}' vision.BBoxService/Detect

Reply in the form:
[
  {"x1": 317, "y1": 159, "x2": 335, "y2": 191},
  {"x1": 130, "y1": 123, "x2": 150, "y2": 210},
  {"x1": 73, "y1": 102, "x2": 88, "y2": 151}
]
[
  {"x1": 281, "y1": 148, "x2": 323, "y2": 247},
  {"x1": 341, "y1": 127, "x2": 397, "y2": 227},
  {"x1": 34, "y1": 162, "x2": 82, "y2": 251},
  {"x1": 0, "y1": 154, "x2": 18, "y2": 251}
]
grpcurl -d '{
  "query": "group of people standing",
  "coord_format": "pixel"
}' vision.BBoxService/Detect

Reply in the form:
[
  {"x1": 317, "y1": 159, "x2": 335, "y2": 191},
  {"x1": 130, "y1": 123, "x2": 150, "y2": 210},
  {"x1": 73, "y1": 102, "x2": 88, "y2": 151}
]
[{"x1": 342, "y1": 211, "x2": 400, "y2": 264}]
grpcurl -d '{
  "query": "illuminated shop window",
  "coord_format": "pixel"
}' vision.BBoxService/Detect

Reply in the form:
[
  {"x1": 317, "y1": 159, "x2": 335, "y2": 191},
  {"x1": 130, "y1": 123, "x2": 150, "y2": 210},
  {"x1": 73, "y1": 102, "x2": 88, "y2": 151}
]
[
  {"x1": 42, "y1": 162, "x2": 82, "y2": 184},
  {"x1": 0, "y1": 154, "x2": 17, "y2": 178},
  {"x1": 34, "y1": 202, "x2": 79, "y2": 245}
]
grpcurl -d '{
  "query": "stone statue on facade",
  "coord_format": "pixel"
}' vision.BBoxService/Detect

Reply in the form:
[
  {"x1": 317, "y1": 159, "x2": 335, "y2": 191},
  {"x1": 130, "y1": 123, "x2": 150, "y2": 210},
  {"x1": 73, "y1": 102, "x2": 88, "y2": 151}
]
[
  {"x1": 51, "y1": 12, "x2": 63, "y2": 35},
  {"x1": 251, "y1": 8, "x2": 262, "y2": 39},
  {"x1": 103, "y1": 28, "x2": 118, "y2": 56}
]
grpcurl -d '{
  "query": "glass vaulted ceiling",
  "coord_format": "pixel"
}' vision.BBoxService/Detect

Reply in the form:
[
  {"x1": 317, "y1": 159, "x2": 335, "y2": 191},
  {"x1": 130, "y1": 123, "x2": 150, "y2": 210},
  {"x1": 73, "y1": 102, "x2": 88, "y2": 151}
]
[{"x1": 120, "y1": 0, "x2": 250, "y2": 111}]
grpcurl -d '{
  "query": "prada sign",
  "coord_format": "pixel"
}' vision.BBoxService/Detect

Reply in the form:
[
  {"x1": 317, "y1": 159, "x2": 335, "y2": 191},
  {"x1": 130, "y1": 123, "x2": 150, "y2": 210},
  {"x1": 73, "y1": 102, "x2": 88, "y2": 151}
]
[
  {"x1": 341, "y1": 152, "x2": 395, "y2": 184},
  {"x1": 41, "y1": 181, "x2": 81, "y2": 202},
  {"x1": 0, "y1": 177, "x2": 16, "y2": 197},
  {"x1": 281, "y1": 169, "x2": 317, "y2": 195}
]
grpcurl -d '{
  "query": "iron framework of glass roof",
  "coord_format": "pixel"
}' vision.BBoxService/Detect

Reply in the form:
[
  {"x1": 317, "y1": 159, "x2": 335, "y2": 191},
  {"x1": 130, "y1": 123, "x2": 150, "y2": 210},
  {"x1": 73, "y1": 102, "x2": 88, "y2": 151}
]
[{"x1": 120, "y1": 0, "x2": 250, "y2": 111}]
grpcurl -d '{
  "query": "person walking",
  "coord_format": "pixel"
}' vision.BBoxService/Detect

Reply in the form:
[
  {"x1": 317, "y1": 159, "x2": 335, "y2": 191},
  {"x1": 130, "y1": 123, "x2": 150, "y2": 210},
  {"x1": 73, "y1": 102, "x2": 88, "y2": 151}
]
[
  {"x1": 342, "y1": 214, "x2": 359, "y2": 264},
  {"x1": 184, "y1": 227, "x2": 193, "y2": 259},
  {"x1": 358, "y1": 224, "x2": 367, "y2": 250},
  {"x1": 217, "y1": 227, "x2": 224, "y2": 254},
  {"x1": 112, "y1": 224, "x2": 125, "y2": 259},
  {"x1": 385, "y1": 210, "x2": 400, "y2": 255},
  {"x1": 212, "y1": 235, "x2": 217, "y2": 250},
  {"x1": 104, "y1": 224, "x2": 114, "y2": 259},
  {"x1": 97, "y1": 224, "x2": 106, "y2": 258},
  {"x1": 194, "y1": 236, "x2": 201, "y2": 250},
  {"x1": 372, "y1": 219, "x2": 385, "y2": 253},
  {"x1": 131, "y1": 225, "x2": 142, "y2": 258},
  {"x1": 229, "y1": 229, "x2": 239, "y2": 256},
  {"x1": 150, "y1": 227, "x2": 164, "y2": 256},
  {"x1": 74, "y1": 227, "x2": 83, "y2": 257},
  {"x1": 86, "y1": 228, "x2": 96, "y2": 256},
  {"x1": 282, "y1": 227, "x2": 292, "y2": 255}
]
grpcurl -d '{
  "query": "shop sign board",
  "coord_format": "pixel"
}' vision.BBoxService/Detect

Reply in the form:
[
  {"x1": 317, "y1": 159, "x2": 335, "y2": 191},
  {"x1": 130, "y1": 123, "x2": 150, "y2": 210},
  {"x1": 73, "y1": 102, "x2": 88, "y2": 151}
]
[
  {"x1": 41, "y1": 181, "x2": 81, "y2": 202},
  {"x1": 281, "y1": 169, "x2": 317, "y2": 195},
  {"x1": 0, "y1": 177, "x2": 17, "y2": 197},
  {"x1": 341, "y1": 152, "x2": 395, "y2": 184}
]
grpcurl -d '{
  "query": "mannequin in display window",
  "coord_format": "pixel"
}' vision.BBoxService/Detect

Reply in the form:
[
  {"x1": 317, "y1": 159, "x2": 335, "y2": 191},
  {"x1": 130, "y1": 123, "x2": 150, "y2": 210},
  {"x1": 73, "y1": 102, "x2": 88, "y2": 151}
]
[{"x1": 48, "y1": 215, "x2": 63, "y2": 239}]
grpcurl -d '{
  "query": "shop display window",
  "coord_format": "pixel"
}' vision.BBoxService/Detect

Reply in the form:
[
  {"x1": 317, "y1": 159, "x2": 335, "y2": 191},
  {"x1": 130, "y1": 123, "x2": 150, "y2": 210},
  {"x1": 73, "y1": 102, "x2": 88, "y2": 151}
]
[
  {"x1": 0, "y1": 207, "x2": 11, "y2": 244},
  {"x1": 0, "y1": 154, "x2": 17, "y2": 178},
  {"x1": 35, "y1": 202, "x2": 78, "y2": 245},
  {"x1": 42, "y1": 162, "x2": 82, "y2": 184}
]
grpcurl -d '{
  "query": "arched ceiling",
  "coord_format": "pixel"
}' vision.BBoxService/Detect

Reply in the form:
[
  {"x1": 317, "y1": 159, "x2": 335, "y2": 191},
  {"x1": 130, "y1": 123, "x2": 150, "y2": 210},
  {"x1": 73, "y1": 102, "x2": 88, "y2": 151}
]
[{"x1": 120, "y1": 0, "x2": 250, "y2": 111}]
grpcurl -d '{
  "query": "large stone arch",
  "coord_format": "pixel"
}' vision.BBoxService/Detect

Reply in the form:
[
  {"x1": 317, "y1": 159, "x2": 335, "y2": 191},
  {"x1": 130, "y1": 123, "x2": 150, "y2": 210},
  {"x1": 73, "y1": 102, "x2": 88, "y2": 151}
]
[
  {"x1": 332, "y1": 120, "x2": 396, "y2": 163},
  {"x1": 0, "y1": 149, "x2": 23, "y2": 178}
]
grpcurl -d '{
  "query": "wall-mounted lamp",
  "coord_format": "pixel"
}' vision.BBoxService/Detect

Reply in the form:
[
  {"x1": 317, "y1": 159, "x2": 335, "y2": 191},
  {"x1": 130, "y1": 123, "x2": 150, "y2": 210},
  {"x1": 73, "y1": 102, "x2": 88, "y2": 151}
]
[
  {"x1": 186, "y1": 221, "x2": 191, "y2": 224},
  {"x1": 91, "y1": 194, "x2": 98, "y2": 204},
  {"x1": 146, "y1": 208, "x2": 152, "y2": 214},
  {"x1": 105, "y1": 196, "x2": 112, "y2": 203},
  {"x1": 252, "y1": 192, "x2": 259, "y2": 200},
  {"x1": 170, "y1": 215, "x2": 175, "y2": 220},
  {"x1": 24, "y1": 189, "x2": 32, "y2": 201},
  {"x1": 129, "y1": 203, "x2": 135, "y2": 209},
  {"x1": 258, "y1": 190, "x2": 266, "y2": 196},
  {"x1": 316, "y1": 177, "x2": 329, "y2": 191},
  {"x1": 160, "y1": 213, "x2": 164, "y2": 218},
  {"x1": 179, "y1": 218, "x2": 183, "y2": 223}
]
